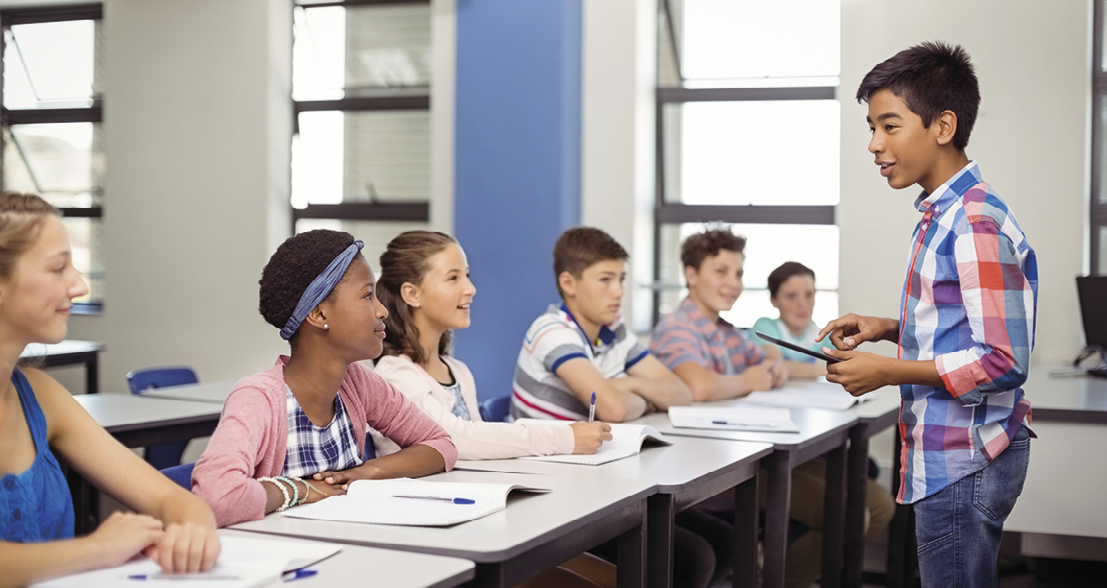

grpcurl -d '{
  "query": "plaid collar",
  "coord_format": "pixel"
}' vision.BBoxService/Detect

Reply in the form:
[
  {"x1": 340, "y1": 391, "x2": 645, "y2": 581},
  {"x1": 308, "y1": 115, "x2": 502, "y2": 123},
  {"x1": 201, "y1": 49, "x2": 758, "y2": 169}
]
[{"x1": 914, "y1": 160, "x2": 982, "y2": 218}]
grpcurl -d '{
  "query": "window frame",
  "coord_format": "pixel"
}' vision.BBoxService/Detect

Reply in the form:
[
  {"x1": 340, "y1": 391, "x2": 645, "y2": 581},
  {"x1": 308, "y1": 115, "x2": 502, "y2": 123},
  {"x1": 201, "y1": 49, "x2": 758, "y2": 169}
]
[{"x1": 1093, "y1": 0, "x2": 1107, "y2": 275}]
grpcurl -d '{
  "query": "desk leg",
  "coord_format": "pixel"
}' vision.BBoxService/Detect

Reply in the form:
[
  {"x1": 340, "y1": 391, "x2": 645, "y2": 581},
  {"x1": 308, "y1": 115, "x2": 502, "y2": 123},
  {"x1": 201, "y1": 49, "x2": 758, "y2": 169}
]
[
  {"x1": 86, "y1": 355, "x2": 99, "y2": 394},
  {"x1": 842, "y1": 423, "x2": 871, "y2": 588},
  {"x1": 887, "y1": 425, "x2": 918, "y2": 588},
  {"x1": 821, "y1": 443, "x2": 848, "y2": 588},
  {"x1": 733, "y1": 473, "x2": 759, "y2": 588},
  {"x1": 618, "y1": 512, "x2": 647, "y2": 588},
  {"x1": 647, "y1": 494, "x2": 675, "y2": 588},
  {"x1": 762, "y1": 451, "x2": 791, "y2": 588}
]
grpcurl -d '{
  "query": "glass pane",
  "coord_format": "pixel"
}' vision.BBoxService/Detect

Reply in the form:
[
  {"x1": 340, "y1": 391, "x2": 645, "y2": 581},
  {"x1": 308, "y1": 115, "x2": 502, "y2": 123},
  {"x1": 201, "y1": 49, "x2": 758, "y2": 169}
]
[
  {"x1": 61, "y1": 217, "x2": 104, "y2": 304},
  {"x1": 3, "y1": 123, "x2": 104, "y2": 207},
  {"x1": 664, "y1": 101, "x2": 839, "y2": 205},
  {"x1": 295, "y1": 219, "x2": 431, "y2": 276},
  {"x1": 292, "y1": 111, "x2": 430, "y2": 207},
  {"x1": 293, "y1": 4, "x2": 431, "y2": 101},
  {"x1": 4, "y1": 20, "x2": 99, "y2": 109},
  {"x1": 657, "y1": 223, "x2": 839, "y2": 329},
  {"x1": 681, "y1": 0, "x2": 839, "y2": 81}
]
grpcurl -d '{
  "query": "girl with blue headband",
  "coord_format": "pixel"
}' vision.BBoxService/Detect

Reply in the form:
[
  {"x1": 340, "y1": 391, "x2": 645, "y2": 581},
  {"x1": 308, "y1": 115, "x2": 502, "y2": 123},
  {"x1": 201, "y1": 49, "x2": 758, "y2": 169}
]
[
  {"x1": 0, "y1": 192, "x2": 220, "y2": 586},
  {"x1": 192, "y1": 229, "x2": 457, "y2": 527}
]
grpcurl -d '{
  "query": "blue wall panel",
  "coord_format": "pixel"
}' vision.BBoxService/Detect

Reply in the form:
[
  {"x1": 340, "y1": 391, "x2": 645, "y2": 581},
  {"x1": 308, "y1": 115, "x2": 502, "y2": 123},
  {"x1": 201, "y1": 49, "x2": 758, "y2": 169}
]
[{"x1": 452, "y1": 0, "x2": 582, "y2": 402}]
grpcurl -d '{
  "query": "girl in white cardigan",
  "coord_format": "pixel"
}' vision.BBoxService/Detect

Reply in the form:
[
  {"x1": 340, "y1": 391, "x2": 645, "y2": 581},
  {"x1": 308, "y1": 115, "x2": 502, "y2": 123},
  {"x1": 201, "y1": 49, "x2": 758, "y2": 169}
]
[{"x1": 372, "y1": 231, "x2": 616, "y2": 588}]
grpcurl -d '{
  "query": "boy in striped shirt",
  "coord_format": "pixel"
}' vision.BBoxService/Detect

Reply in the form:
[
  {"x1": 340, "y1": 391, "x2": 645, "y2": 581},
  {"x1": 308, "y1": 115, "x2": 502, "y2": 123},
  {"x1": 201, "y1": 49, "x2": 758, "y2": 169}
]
[{"x1": 819, "y1": 42, "x2": 1036, "y2": 587}]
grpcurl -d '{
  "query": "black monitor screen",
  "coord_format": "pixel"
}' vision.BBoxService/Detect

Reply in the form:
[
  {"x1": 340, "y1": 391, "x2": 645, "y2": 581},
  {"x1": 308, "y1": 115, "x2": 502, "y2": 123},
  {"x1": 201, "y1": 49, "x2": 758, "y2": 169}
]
[{"x1": 1077, "y1": 276, "x2": 1107, "y2": 348}]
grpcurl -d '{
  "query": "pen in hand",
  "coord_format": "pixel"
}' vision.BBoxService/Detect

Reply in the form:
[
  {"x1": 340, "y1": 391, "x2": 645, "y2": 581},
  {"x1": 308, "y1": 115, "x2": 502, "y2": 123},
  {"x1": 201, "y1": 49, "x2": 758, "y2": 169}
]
[{"x1": 588, "y1": 391, "x2": 596, "y2": 422}]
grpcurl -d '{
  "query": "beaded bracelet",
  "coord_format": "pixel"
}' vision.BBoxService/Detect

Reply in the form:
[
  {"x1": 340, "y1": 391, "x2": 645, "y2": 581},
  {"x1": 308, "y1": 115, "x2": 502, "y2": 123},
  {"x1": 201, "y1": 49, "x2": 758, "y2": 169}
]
[
  {"x1": 258, "y1": 476, "x2": 291, "y2": 512},
  {"x1": 276, "y1": 476, "x2": 300, "y2": 508},
  {"x1": 291, "y1": 478, "x2": 310, "y2": 506}
]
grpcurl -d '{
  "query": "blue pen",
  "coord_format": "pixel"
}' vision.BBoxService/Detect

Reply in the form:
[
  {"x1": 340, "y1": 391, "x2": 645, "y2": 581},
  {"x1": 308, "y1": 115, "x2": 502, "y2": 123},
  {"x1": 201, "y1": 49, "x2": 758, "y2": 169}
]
[
  {"x1": 588, "y1": 391, "x2": 596, "y2": 422},
  {"x1": 394, "y1": 495, "x2": 476, "y2": 505},
  {"x1": 129, "y1": 573, "x2": 242, "y2": 581},
  {"x1": 283, "y1": 568, "x2": 318, "y2": 582}
]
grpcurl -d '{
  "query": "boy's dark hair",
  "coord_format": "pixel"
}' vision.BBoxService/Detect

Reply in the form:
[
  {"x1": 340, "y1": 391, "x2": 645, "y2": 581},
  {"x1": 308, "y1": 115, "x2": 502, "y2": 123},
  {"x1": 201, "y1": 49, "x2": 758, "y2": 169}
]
[
  {"x1": 767, "y1": 261, "x2": 816, "y2": 299},
  {"x1": 377, "y1": 231, "x2": 457, "y2": 364},
  {"x1": 259, "y1": 229, "x2": 361, "y2": 332},
  {"x1": 856, "y1": 41, "x2": 980, "y2": 152},
  {"x1": 681, "y1": 228, "x2": 746, "y2": 272},
  {"x1": 553, "y1": 227, "x2": 628, "y2": 297}
]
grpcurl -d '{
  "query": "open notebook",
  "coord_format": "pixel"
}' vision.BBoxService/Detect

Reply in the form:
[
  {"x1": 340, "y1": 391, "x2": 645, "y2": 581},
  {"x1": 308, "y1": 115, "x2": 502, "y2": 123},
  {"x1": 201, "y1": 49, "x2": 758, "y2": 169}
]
[
  {"x1": 283, "y1": 477, "x2": 550, "y2": 526},
  {"x1": 668, "y1": 405, "x2": 799, "y2": 433},
  {"x1": 33, "y1": 535, "x2": 342, "y2": 588},
  {"x1": 743, "y1": 380, "x2": 874, "y2": 412},
  {"x1": 517, "y1": 419, "x2": 671, "y2": 465}
]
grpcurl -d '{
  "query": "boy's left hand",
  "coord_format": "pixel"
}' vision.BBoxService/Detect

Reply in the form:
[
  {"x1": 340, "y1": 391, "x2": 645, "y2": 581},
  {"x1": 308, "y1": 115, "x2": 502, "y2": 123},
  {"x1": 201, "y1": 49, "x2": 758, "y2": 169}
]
[{"x1": 822, "y1": 348, "x2": 892, "y2": 396}]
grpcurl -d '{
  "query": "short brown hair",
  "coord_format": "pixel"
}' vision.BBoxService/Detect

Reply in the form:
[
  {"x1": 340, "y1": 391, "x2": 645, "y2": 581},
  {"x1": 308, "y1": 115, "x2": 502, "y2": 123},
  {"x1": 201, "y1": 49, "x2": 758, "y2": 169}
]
[
  {"x1": 681, "y1": 228, "x2": 746, "y2": 272},
  {"x1": 553, "y1": 227, "x2": 628, "y2": 298},
  {"x1": 0, "y1": 192, "x2": 59, "y2": 281},
  {"x1": 767, "y1": 261, "x2": 815, "y2": 298},
  {"x1": 377, "y1": 231, "x2": 458, "y2": 364}
]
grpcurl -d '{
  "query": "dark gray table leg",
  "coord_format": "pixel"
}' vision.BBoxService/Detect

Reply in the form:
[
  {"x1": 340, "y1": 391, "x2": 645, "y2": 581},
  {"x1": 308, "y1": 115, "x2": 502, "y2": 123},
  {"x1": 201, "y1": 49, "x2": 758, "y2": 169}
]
[
  {"x1": 821, "y1": 444, "x2": 848, "y2": 588},
  {"x1": 647, "y1": 493, "x2": 675, "y2": 588},
  {"x1": 887, "y1": 426, "x2": 916, "y2": 588},
  {"x1": 86, "y1": 354, "x2": 99, "y2": 394},
  {"x1": 843, "y1": 423, "x2": 871, "y2": 588},
  {"x1": 762, "y1": 451, "x2": 792, "y2": 588},
  {"x1": 618, "y1": 512, "x2": 647, "y2": 588},
  {"x1": 733, "y1": 474, "x2": 759, "y2": 588}
]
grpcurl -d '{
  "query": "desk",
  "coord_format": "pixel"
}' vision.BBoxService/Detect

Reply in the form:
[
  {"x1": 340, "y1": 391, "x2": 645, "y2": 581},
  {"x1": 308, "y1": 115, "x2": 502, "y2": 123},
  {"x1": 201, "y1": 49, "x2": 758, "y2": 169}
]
[
  {"x1": 219, "y1": 530, "x2": 476, "y2": 588},
  {"x1": 636, "y1": 406, "x2": 857, "y2": 588},
  {"x1": 69, "y1": 395, "x2": 223, "y2": 534},
  {"x1": 454, "y1": 437, "x2": 773, "y2": 588},
  {"x1": 232, "y1": 470, "x2": 654, "y2": 588},
  {"x1": 141, "y1": 379, "x2": 236, "y2": 404},
  {"x1": 21, "y1": 339, "x2": 105, "y2": 394}
]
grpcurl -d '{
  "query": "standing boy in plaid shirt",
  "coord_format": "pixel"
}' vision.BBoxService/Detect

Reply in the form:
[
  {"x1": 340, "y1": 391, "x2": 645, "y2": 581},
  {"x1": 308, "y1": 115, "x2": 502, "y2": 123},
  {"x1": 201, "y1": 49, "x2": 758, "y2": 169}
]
[{"x1": 818, "y1": 42, "x2": 1036, "y2": 587}]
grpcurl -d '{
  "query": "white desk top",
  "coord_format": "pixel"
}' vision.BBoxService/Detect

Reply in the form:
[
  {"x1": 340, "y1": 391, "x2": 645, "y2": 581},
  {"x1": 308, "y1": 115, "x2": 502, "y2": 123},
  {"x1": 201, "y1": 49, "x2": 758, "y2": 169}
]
[
  {"x1": 1023, "y1": 364, "x2": 1107, "y2": 419},
  {"x1": 141, "y1": 379, "x2": 236, "y2": 404},
  {"x1": 219, "y1": 530, "x2": 475, "y2": 588},
  {"x1": 75, "y1": 394, "x2": 222, "y2": 432},
  {"x1": 634, "y1": 404, "x2": 857, "y2": 452},
  {"x1": 231, "y1": 470, "x2": 654, "y2": 563},
  {"x1": 21, "y1": 339, "x2": 105, "y2": 357},
  {"x1": 455, "y1": 436, "x2": 771, "y2": 494}
]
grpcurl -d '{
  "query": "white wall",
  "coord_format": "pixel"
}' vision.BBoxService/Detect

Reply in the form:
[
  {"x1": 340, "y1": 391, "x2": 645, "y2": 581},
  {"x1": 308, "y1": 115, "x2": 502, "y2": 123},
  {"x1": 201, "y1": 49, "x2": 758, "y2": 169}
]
[
  {"x1": 64, "y1": 0, "x2": 293, "y2": 392},
  {"x1": 839, "y1": 0, "x2": 1090, "y2": 364}
]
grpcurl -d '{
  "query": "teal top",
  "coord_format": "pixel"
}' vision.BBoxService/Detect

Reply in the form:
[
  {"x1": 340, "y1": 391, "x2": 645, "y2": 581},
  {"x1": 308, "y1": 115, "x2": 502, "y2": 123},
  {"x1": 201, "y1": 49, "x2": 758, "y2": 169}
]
[
  {"x1": 0, "y1": 369, "x2": 75, "y2": 542},
  {"x1": 751, "y1": 317, "x2": 823, "y2": 363}
]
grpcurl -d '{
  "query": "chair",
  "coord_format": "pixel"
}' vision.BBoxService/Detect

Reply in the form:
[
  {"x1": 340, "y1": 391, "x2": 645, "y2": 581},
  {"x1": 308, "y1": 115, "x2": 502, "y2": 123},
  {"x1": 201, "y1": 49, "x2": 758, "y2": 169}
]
[
  {"x1": 478, "y1": 395, "x2": 511, "y2": 423},
  {"x1": 161, "y1": 463, "x2": 195, "y2": 490},
  {"x1": 126, "y1": 366, "x2": 199, "y2": 470}
]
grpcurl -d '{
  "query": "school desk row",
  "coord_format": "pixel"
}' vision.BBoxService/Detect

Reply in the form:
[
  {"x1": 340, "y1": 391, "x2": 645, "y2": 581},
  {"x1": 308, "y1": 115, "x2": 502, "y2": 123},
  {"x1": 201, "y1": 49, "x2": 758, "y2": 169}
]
[{"x1": 72, "y1": 382, "x2": 915, "y2": 588}]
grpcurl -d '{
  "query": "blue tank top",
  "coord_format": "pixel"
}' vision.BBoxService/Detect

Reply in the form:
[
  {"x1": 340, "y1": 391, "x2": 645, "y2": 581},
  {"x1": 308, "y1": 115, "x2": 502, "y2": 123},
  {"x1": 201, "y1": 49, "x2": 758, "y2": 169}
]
[{"x1": 0, "y1": 369, "x2": 75, "y2": 542}]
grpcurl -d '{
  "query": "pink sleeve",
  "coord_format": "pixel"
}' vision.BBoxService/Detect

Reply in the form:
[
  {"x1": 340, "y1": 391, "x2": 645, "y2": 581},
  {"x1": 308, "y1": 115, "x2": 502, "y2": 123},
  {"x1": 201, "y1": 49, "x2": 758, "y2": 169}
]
[
  {"x1": 191, "y1": 387, "x2": 274, "y2": 527},
  {"x1": 357, "y1": 367, "x2": 458, "y2": 471}
]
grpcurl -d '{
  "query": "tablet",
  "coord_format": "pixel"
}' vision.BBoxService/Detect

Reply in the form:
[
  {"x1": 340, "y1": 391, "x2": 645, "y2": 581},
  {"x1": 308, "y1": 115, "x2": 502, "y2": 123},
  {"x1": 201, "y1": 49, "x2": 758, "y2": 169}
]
[{"x1": 753, "y1": 331, "x2": 842, "y2": 364}]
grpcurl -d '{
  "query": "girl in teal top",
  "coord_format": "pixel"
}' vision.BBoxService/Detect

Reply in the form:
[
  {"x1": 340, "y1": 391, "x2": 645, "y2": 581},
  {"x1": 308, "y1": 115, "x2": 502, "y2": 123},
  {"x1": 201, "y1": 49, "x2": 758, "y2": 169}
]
[
  {"x1": 752, "y1": 262, "x2": 828, "y2": 378},
  {"x1": 0, "y1": 193, "x2": 220, "y2": 587}
]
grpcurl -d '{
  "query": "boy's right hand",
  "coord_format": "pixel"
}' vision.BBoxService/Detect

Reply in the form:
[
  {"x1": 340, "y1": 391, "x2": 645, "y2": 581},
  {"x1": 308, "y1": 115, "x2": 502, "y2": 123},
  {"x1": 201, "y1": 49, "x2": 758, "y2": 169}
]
[
  {"x1": 570, "y1": 422, "x2": 613, "y2": 454},
  {"x1": 741, "y1": 364, "x2": 777, "y2": 393},
  {"x1": 87, "y1": 511, "x2": 165, "y2": 568},
  {"x1": 817, "y1": 314, "x2": 899, "y2": 350}
]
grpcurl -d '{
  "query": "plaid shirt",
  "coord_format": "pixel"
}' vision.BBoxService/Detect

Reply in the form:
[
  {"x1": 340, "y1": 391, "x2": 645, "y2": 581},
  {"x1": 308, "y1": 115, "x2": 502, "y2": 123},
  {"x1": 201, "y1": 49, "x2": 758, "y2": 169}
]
[
  {"x1": 282, "y1": 385, "x2": 363, "y2": 479},
  {"x1": 650, "y1": 297, "x2": 766, "y2": 375},
  {"x1": 896, "y1": 161, "x2": 1036, "y2": 504}
]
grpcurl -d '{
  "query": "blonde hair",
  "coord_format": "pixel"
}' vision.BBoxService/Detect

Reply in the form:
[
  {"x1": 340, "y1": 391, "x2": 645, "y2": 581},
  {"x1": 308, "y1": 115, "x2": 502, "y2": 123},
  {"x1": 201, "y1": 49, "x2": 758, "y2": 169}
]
[{"x1": 0, "y1": 192, "x2": 58, "y2": 281}]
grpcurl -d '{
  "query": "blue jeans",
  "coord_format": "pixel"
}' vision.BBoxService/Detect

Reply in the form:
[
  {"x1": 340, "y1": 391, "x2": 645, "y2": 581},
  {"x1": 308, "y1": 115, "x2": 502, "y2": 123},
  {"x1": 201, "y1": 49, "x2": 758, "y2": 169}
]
[{"x1": 913, "y1": 426, "x2": 1031, "y2": 588}]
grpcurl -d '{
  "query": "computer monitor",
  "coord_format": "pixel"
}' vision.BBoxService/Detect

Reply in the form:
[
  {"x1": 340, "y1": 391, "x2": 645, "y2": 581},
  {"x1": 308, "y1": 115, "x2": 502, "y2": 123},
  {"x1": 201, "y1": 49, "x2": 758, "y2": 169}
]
[{"x1": 1077, "y1": 276, "x2": 1107, "y2": 349}]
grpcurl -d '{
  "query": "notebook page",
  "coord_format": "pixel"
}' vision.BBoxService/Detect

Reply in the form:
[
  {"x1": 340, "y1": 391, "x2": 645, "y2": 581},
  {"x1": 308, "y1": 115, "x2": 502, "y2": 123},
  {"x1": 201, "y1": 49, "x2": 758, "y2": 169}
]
[
  {"x1": 520, "y1": 423, "x2": 669, "y2": 465},
  {"x1": 668, "y1": 406, "x2": 799, "y2": 433},
  {"x1": 284, "y1": 495, "x2": 502, "y2": 526},
  {"x1": 344, "y1": 478, "x2": 547, "y2": 506},
  {"x1": 743, "y1": 385, "x2": 860, "y2": 412}
]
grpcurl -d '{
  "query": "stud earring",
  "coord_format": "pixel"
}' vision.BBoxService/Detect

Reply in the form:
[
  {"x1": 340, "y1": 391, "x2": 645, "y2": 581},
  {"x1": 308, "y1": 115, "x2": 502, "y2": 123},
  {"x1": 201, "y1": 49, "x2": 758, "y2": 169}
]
[{"x1": 324, "y1": 324, "x2": 329, "y2": 329}]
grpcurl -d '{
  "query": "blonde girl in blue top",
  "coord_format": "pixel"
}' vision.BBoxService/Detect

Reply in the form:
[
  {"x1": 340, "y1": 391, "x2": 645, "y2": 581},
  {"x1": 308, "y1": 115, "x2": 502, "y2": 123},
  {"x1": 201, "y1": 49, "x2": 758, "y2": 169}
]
[{"x1": 0, "y1": 193, "x2": 219, "y2": 587}]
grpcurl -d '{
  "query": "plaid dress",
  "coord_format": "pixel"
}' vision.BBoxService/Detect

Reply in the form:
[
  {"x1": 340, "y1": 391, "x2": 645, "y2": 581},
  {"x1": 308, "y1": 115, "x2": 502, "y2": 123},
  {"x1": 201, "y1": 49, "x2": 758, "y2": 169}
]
[{"x1": 281, "y1": 385, "x2": 363, "y2": 479}]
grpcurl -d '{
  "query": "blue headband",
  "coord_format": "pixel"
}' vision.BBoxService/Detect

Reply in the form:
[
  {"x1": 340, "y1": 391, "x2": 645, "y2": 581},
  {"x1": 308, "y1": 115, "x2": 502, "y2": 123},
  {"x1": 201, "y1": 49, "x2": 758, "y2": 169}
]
[{"x1": 279, "y1": 240, "x2": 364, "y2": 340}]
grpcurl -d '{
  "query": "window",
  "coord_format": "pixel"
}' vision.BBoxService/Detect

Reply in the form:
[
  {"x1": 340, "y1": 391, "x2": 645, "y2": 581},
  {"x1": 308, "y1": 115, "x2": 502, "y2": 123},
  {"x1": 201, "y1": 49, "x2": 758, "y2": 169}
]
[
  {"x1": 653, "y1": 0, "x2": 840, "y2": 327},
  {"x1": 1, "y1": 4, "x2": 104, "y2": 310},
  {"x1": 1093, "y1": 1, "x2": 1107, "y2": 275},
  {"x1": 291, "y1": 0, "x2": 432, "y2": 265}
]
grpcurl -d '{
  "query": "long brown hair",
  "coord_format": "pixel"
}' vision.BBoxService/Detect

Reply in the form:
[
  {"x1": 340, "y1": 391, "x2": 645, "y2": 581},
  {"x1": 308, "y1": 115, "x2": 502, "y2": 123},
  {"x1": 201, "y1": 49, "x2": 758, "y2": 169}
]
[
  {"x1": 377, "y1": 231, "x2": 457, "y2": 364},
  {"x1": 0, "y1": 192, "x2": 59, "y2": 281}
]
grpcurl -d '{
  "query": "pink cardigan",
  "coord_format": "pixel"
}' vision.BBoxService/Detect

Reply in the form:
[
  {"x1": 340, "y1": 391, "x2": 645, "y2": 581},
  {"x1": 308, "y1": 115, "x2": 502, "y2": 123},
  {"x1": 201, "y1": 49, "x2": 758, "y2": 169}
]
[
  {"x1": 372, "y1": 354, "x2": 574, "y2": 459},
  {"x1": 192, "y1": 356, "x2": 457, "y2": 527}
]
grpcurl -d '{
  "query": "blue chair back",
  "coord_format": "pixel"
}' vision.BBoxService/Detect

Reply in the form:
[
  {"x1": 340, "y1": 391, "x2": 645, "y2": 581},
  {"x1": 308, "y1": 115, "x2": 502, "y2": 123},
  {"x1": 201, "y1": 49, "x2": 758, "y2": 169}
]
[
  {"x1": 479, "y1": 395, "x2": 511, "y2": 423},
  {"x1": 126, "y1": 367, "x2": 199, "y2": 469},
  {"x1": 161, "y1": 463, "x2": 195, "y2": 490}
]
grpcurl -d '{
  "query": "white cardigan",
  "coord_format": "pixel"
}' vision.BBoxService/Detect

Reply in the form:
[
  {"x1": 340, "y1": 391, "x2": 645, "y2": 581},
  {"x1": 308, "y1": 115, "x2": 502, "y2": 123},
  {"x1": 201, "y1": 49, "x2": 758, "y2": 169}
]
[{"x1": 372, "y1": 354, "x2": 576, "y2": 459}]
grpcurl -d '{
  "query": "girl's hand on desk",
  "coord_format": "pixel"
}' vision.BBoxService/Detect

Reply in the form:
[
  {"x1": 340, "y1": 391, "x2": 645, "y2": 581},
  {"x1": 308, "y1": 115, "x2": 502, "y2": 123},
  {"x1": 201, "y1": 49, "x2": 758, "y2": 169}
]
[
  {"x1": 313, "y1": 462, "x2": 381, "y2": 489},
  {"x1": 146, "y1": 521, "x2": 220, "y2": 574},
  {"x1": 299, "y1": 478, "x2": 345, "y2": 503},
  {"x1": 823, "y1": 349, "x2": 892, "y2": 396},
  {"x1": 87, "y1": 511, "x2": 165, "y2": 568},
  {"x1": 570, "y1": 422, "x2": 613, "y2": 454}
]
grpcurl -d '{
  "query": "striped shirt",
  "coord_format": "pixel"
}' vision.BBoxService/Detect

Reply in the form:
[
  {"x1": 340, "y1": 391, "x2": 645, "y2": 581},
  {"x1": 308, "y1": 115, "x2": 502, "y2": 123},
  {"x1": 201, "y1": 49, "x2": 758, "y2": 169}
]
[
  {"x1": 281, "y1": 385, "x2": 363, "y2": 479},
  {"x1": 511, "y1": 303, "x2": 649, "y2": 421},
  {"x1": 896, "y1": 161, "x2": 1036, "y2": 504},
  {"x1": 650, "y1": 297, "x2": 767, "y2": 375}
]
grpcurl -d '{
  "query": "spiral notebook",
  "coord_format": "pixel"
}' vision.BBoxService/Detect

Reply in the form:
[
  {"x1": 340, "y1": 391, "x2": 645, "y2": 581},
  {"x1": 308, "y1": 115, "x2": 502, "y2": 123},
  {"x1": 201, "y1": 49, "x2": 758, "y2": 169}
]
[
  {"x1": 668, "y1": 405, "x2": 799, "y2": 433},
  {"x1": 283, "y1": 477, "x2": 550, "y2": 526}
]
